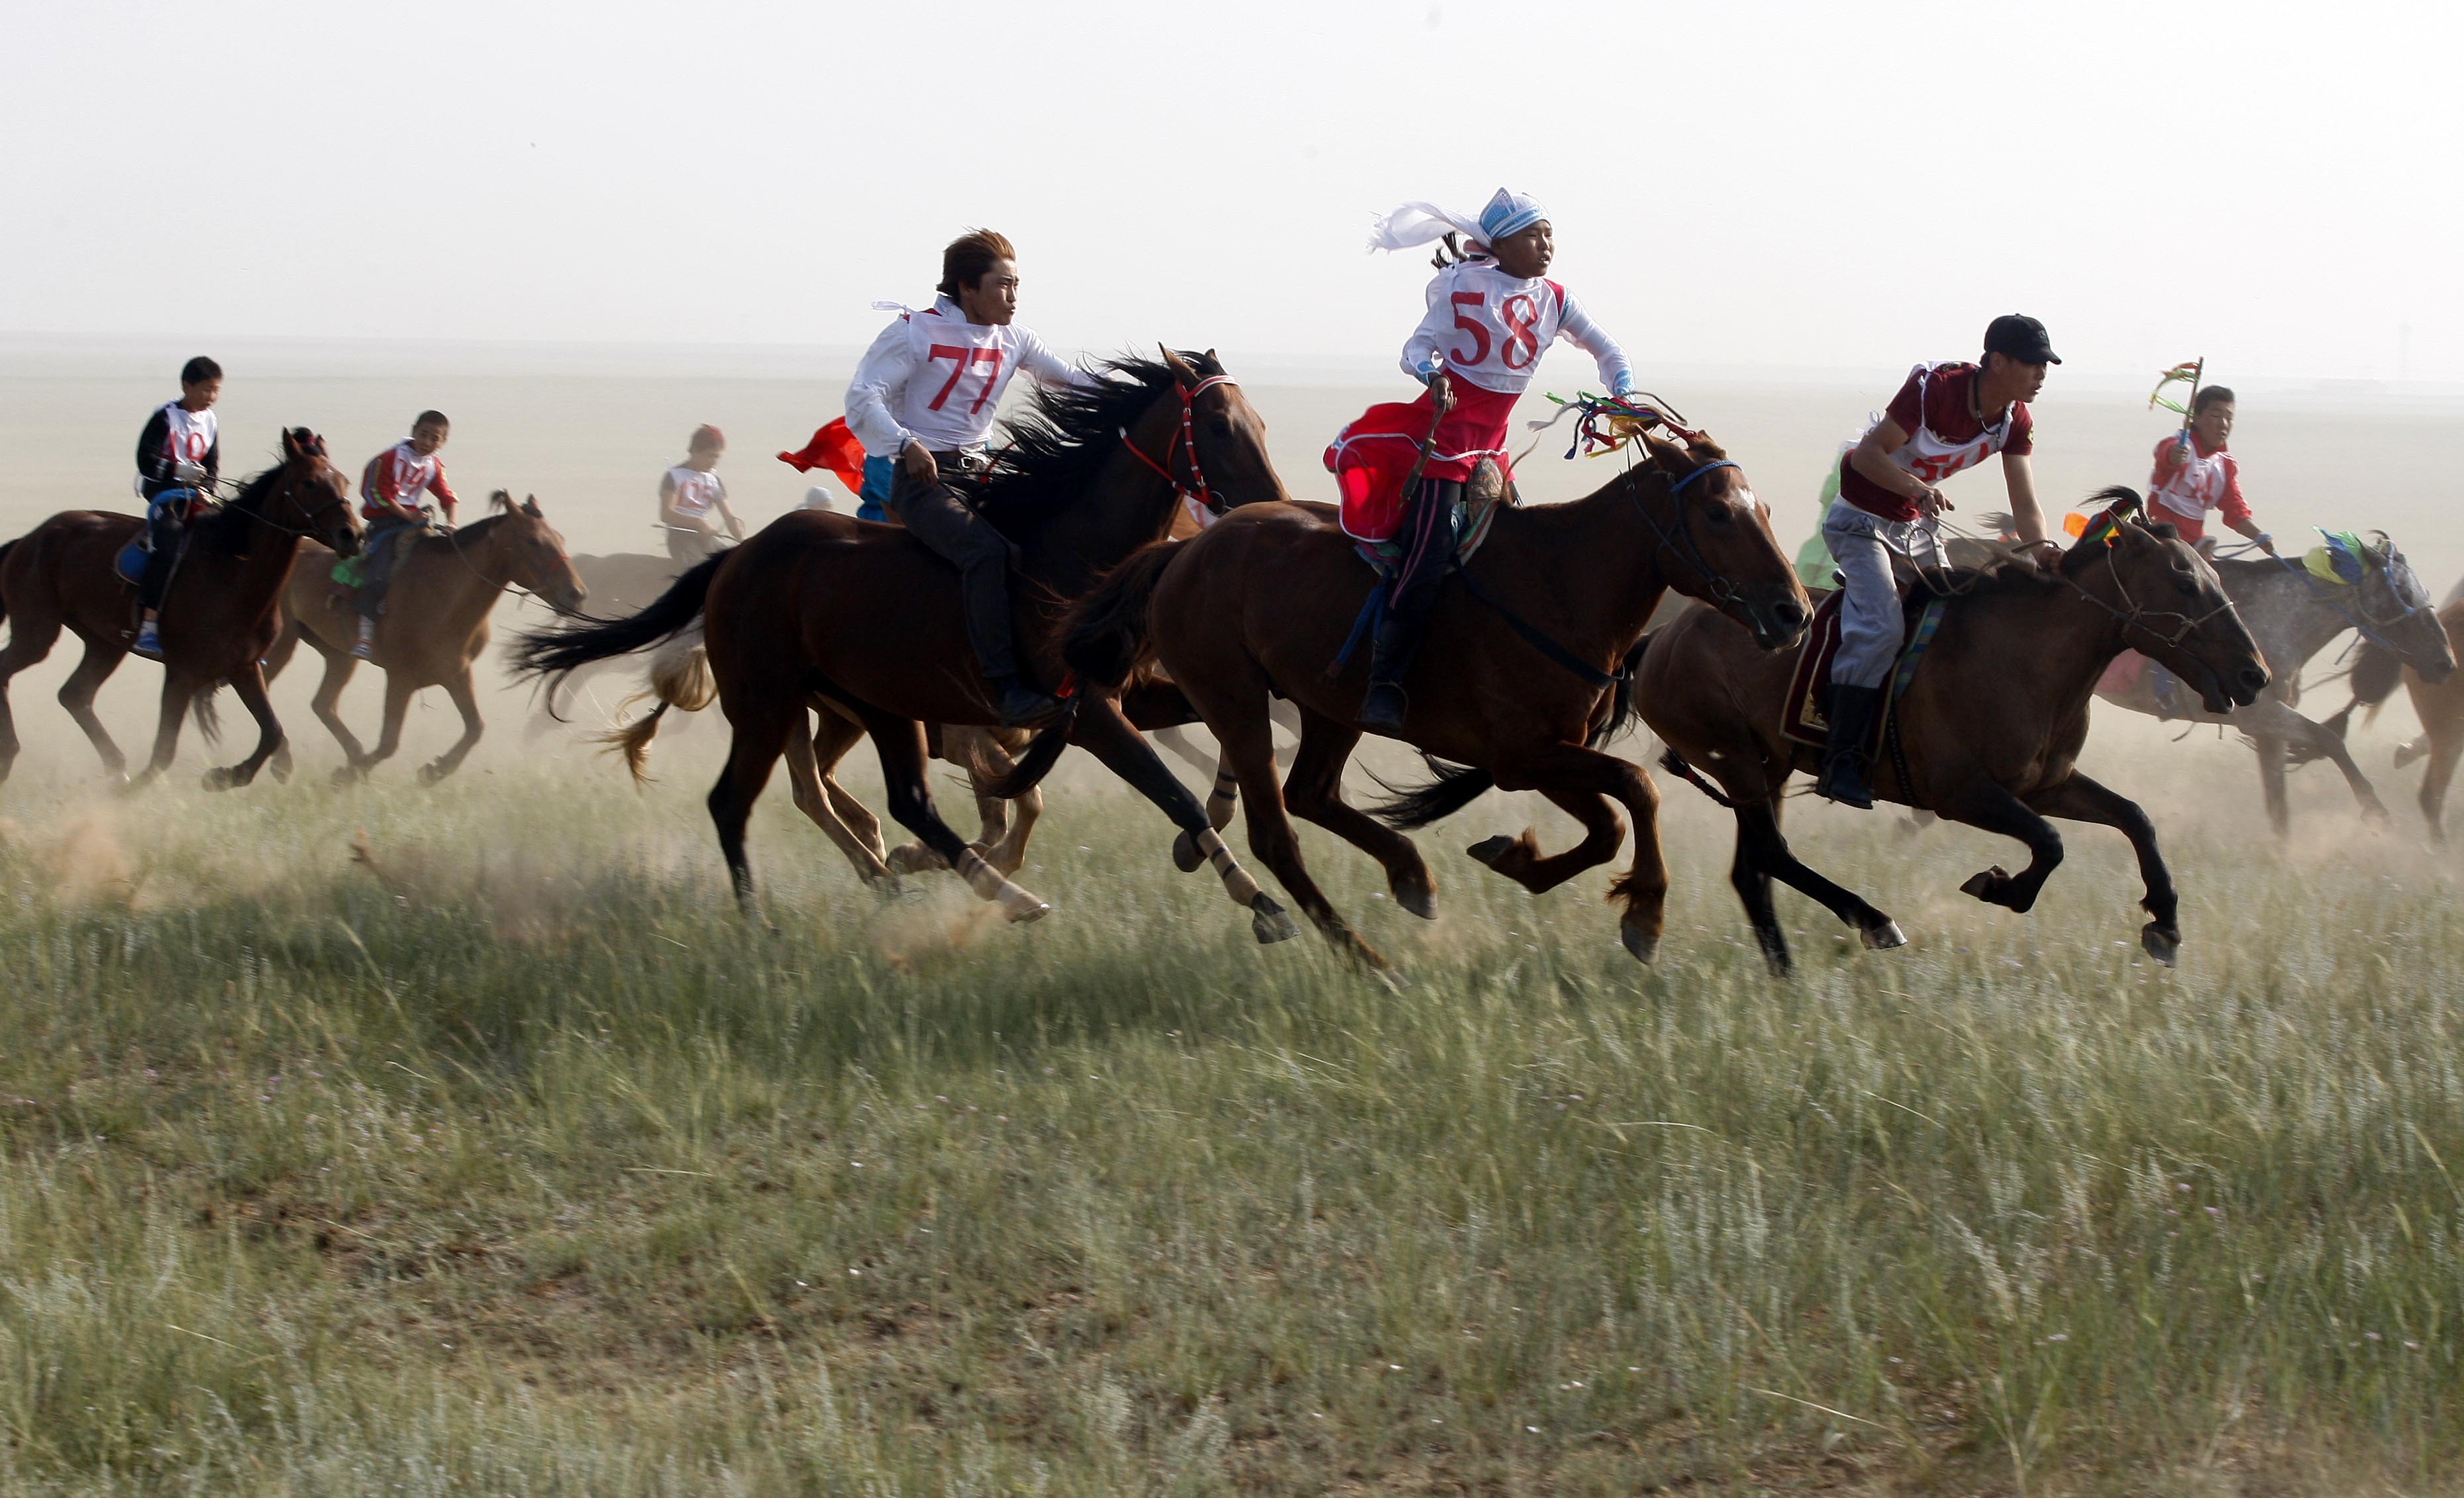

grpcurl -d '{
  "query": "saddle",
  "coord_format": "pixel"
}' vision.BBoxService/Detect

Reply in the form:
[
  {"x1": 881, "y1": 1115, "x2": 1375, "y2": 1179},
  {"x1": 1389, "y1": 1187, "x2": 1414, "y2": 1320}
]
[{"x1": 1780, "y1": 587, "x2": 1946, "y2": 752}]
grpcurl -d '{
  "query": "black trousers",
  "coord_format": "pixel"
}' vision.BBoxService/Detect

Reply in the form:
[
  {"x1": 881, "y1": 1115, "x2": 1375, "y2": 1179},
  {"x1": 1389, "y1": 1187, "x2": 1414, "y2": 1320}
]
[
  {"x1": 888, "y1": 452, "x2": 1020, "y2": 680},
  {"x1": 137, "y1": 489, "x2": 197, "y2": 612}
]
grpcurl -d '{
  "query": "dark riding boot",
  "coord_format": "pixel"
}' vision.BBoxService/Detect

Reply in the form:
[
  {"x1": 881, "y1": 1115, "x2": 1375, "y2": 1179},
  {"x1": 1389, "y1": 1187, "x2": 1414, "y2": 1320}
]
[
  {"x1": 988, "y1": 674, "x2": 1061, "y2": 728},
  {"x1": 1816, "y1": 684, "x2": 1884, "y2": 809},
  {"x1": 1358, "y1": 611, "x2": 1427, "y2": 733}
]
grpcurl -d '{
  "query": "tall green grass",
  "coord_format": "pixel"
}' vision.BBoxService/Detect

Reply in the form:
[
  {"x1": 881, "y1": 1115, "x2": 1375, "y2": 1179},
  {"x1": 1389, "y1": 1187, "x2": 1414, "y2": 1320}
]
[{"x1": 0, "y1": 746, "x2": 2458, "y2": 1493}]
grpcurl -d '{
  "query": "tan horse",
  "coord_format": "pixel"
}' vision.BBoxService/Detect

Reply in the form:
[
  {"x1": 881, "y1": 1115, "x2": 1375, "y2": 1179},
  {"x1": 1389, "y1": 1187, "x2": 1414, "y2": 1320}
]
[
  {"x1": 265, "y1": 492, "x2": 585, "y2": 785},
  {"x1": 1641, "y1": 490, "x2": 2270, "y2": 972}
]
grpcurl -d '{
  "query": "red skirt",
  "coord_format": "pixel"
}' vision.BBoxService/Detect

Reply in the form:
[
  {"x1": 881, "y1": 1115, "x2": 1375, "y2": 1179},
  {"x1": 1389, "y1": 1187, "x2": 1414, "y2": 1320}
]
[{"x1": 1324, "y1": 381, "x2": 1518, "y2": 542}]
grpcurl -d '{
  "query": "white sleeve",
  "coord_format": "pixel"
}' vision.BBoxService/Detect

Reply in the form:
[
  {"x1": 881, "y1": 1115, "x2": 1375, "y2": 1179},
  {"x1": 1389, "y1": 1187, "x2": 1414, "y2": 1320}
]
[
  {"x1": 844, "y1": 319, "x2": 918, "y2": 456},
  {"x1": 1017, "y1": 328, "x2": 1099, "y2": 390},
  {"x1": 1398, "y1": 268, "x2": 1456, "y2": 384},
  {"x1": 1556, "y1": 291, "x2": 1633, "y2": 393}
]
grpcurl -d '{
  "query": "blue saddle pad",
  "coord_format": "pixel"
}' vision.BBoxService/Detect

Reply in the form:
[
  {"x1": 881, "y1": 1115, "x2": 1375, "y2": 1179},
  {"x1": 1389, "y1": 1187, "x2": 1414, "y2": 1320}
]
[{"x1": 114, "y1": 538, "x2": 148, "y2": 587}]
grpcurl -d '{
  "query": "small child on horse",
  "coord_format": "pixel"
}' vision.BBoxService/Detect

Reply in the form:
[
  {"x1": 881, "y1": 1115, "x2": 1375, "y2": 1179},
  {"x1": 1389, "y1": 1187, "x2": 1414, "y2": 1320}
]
[
  {"x1": 1332, "y1": 189, "x2": 1637, "y2": 732},
  {"x1": 2148, "y1": 386, "x2": 2273, "y2": 558},
  {"x1": 131, "y1": 356, "x2": 224, "y2": 659},
  {"x1": 659, "y1": 424, "x2": 743, "y2": 562},
  {"x1": 349, "y1": 411, "x2": 460, "y2": 659}
]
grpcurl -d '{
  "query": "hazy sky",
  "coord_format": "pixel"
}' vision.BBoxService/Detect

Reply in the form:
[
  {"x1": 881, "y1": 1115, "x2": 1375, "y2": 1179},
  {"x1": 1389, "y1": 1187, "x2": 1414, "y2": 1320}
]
[{"x1": 6, "y1": 1, "x2": 2457, "y2": 383}]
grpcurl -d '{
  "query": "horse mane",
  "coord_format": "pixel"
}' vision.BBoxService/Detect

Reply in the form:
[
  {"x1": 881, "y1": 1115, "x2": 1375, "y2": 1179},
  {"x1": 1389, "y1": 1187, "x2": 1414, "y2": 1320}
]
[
  {"x1": 196, "y1": 428, "x2": 329, "y2": 549},
  {"x1": 956, "y1": 352, "x2": 1218, "y2": 532}
]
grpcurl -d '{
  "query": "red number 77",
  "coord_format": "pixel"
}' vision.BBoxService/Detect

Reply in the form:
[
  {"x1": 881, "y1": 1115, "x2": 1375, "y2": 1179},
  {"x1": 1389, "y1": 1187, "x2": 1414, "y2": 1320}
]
[{"x1": 926, "y1": 344, "x2": 1006, "y2": 413}]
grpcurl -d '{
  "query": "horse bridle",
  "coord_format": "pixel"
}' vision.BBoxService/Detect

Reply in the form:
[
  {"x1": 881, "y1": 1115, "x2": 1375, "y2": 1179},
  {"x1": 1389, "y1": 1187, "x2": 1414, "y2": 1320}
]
[
  {"x1": 1624, "y1": 454, "x2": 1745, "y2": 605},
  {"x1": 226, "y1": 463, "x2": 355, "y2": 542},
  {"x1": 1118, "y1": 374, "x2": 1240, "y2": 515},
  {"x1": 2063, "y1": 536, "x2": 2239, "y2": 652}
]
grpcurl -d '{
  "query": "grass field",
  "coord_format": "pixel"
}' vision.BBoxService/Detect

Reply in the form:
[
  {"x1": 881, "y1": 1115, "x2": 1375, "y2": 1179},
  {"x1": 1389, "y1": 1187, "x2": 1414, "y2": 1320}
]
[{"x1": 1, "y1": 731, "x2": 2461, "y2": 1495}]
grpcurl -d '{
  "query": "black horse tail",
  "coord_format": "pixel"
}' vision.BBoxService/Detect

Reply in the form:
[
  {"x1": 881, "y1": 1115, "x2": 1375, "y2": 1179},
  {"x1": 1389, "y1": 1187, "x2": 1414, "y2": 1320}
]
[
  {"x1": 510, "y1": 554, "x2": 723, "y2": 711},
  {"x1": 1368, "y1": 754, "x2": 1496, "y2": 830},
  {"x1": 2306, "y1": 639, "x2": 2408, "y2": 752},
  {"x1": 1060, "y1": 542, "x2": 1178, "y2": 690},
  {"x1": 0, "y1": 538, "x2": 15, "y2": 627},
  {"x1": 190, "y1": 682, "x2": 223, "y2": 748}
]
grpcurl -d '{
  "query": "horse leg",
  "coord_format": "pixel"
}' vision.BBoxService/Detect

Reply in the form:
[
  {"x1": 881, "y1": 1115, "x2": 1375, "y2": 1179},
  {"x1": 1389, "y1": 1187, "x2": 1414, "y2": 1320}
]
[
  {"x1": 260, "y1": 619, "x2": 302, "y2": 683},
  {"x1": 309, "y1": 644, "x2": 373, "y2": 783},
  {"x1": 202, "y1": 664, "x2": 283, "y2": 791},
  {"x1": 1174, "y1": 688, "x2": 1366, "y2": 962},
  {"x1": 1068, "y1": 696, "x2": 1300, "y2": 947},
  {"x1": 2253, "y1": 732, "x2": 2290, "y2": 837},
  {"x1": 1937, "y1": 779, "x2": 2065, "y2": 914},
  {"x1": 55, "y1": 636, "x2": 132, "y2": 782},
  {"x1": 1735, "y1": 794, "x2": 1904, "y2": 956},
  {"x1": 1278, "y1": 707, "x2": 1437, "y2": 919},
  {"x1": 356, "y1": 674, "x2": 417, "y2": 778},
  {"x1": 417, "y1": 668, "x2": 485, "y2": 785},
  {"x1": 977, "y1": 762, "x2": 1041, "y2": 878},
  {"x1": 2028, "y1": 772, "x2": 2182, "y2": 966},
  {"x1": 127, "y1": 671, "x2": 203, "y2": 790},
  {"x1": 2287, "y1": 712, "x2": 2391, "y2": 824},
  {"x1": 781, "y1": 710, "x2": 897, "y2": 889},
  {"x1": 858, "y1": 710, "x2": 1047, "y2": 922},
  {"x1": 2419, "y1": 730, "x2": 2462, "y2": 844},
  {"x1": 708, "y1": 698, "x2": 796, "y2": 915},
  {"x1": 1729, "y1": 810, "x2": 1788, "y2": 972},
  {"x1": 0, "y1": 601, "x2": 67, "y2": 785}
]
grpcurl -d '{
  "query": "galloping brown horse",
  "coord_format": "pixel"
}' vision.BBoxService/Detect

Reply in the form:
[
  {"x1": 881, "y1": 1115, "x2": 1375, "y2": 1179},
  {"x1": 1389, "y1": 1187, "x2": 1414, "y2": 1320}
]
[
  {"x1": 1056, "y1": 430, "x2": 1811, "y2": 969},
  {"x1": 265, "y1": 492, "x2": 587, "y2": 785},
  {"x1": 0, "y1": 428, "x2": 360, "y2": 789},
  {"x1": 1641, "y1": 490, "x2": 2270, "y2": 972},
  {"x1": 515, "y1": 350, "x2": 1301, "y2": 940}
]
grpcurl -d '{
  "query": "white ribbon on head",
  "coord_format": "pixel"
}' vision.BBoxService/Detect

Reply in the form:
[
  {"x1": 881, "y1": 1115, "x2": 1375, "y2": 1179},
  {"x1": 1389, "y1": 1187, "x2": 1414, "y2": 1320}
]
[
  {"x1": 1364, "y1": 201, "x2": 1489, "y2": 254},
  {"x1": 1366, "y1": 189, "x2": 1549, "y2": 255}
]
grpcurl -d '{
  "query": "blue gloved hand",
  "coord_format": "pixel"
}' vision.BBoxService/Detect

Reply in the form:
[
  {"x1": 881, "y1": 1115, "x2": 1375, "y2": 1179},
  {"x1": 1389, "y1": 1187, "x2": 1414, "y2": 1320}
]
[{"x1": 1611, "y1": 371, "x2": 1636, "y2": 397}]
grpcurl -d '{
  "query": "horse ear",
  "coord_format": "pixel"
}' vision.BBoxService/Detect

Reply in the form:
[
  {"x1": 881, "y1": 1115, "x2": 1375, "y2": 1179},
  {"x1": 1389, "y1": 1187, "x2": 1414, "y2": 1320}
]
[
  {"x1": 1158, "y1": 345, "x2": 1198, "y2": 382},
  {"x1": 523, "y1": 494, "x2": 542, "y2": 517}
]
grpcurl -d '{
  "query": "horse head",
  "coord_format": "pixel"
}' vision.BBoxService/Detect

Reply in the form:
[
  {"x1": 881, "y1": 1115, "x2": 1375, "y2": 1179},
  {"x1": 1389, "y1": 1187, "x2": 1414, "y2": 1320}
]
[
  {"x1": 2353, "y1": 532, "x2": 2454, "y2": 683},
  {"x1": 484, "y1": 490, "x2": 588, "y2": 615},
  {"x1": 269, "y1": 428, "x2": 361, "y2": 557},
  {"x1": 1157, "y1": 346, "x2": 1291, "y2": 513},
  {"x1": 2072, "y1": 488, "x2": 2267, "y2": 713},
  {"x1": 1635, "y1": 432, "x2": 1809, "y2": 652}
]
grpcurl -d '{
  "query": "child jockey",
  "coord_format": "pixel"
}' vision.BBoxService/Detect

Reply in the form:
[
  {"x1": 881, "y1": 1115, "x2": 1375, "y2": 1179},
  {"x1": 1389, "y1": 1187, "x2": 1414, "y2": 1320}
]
[
  {"x1": 1335, "y1": 189, "x2": 1635, "y2": 732},
  {"x1": 351, "y1": 411, "x2": 460, "y2": 659},
  {"x1": 2149, "y1": 386, "x2": 2273, "y2": 556},
  {"x1": 843, "y1": 228, "x2": 1096, "y2": 726},
  {"x1": 659, "y1": 424, "x2": 743, "y2": 561},
  {"x1": 1818, "y1": 315, "x2": 2055, "y2": 808},
  {"x1": 131, "y1": 356, "x2": 224, "y2": 658}
]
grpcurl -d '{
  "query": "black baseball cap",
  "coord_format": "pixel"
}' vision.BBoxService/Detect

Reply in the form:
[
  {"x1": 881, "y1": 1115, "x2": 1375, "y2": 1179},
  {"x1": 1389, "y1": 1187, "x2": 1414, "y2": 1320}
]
[{"x1": 1983, "y1": 313, "x2": 2061, "y2": 366}]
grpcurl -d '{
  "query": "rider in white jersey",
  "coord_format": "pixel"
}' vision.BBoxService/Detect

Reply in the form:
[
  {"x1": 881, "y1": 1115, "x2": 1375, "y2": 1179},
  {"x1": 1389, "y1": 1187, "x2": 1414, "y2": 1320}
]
[
  {"x1": 844, "y1": 228, "x2": 1096, "y2": 725},
  {"x1": 130, "y1": 356, "x2": 224, "y2": 658},
  {"x1": 659, "y1": 424, "x2": 743, "y2": 562}
]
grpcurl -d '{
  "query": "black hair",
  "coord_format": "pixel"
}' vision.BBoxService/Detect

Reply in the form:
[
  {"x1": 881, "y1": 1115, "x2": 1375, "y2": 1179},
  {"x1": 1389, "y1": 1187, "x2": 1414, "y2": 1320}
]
[
  {"x1": 2193, "y1": 385, "x2": 2235, "y2": 413},
  {"x1": 413, "y1": 410, "x2": 450, "y2": 430},
  {"x1": 180, "y1": 356, "x2": 222, "y2": 385},
  {"x1": 937, "y1": 228, "x2": 1017, "y2": 299}
]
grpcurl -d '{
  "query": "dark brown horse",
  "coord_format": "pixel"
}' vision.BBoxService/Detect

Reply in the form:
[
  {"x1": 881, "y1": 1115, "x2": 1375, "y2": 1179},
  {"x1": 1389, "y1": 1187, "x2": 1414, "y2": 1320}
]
[
  {"x1": 1642, "y1": 489, "x2": 2270, "y2": 972},
  {"x1": 514, "y1": 350, "x2": 1302, "y2": 939},
  {"x1": 1056, "y1": 430, "x2": 1811, "y2": 969},
  {"x1": 0, "y1": 429, "x2": 360, "y2": 789},
  {"x1": 266, "y1": 492, "x2": 587, "y2": 785}
]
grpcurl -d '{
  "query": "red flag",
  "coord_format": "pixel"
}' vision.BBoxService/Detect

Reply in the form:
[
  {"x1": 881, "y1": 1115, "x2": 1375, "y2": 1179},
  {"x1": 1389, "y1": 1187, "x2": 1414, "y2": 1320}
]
[{"x1": 778, "y1": 417, "x2": 868, "y2": 495}]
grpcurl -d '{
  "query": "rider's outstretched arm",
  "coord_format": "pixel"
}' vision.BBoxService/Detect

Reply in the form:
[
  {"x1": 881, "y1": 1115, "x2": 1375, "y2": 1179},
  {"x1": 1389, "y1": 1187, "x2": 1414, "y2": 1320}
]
[
  {"x1": 2000, "y1": 452, "x2": 2047, "y2": 542},
  {"x1": 1557, "y1": 293, "x2": 1635, "y2": 395}
]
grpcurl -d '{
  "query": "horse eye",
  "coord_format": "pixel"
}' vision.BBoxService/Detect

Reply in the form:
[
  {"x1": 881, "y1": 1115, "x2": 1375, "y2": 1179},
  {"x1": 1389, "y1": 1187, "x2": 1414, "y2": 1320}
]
[{"x1": 1705, "y1": 503, "x2": 1735, "y2": 525}]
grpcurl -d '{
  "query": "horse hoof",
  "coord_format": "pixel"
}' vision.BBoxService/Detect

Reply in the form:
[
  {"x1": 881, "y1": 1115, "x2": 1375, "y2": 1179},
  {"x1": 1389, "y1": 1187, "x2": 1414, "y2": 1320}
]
[
  {"x1": 1172, "y1": 829, "x2": 1204, "y2": 874},
  {"x1": 1251, "y1": 897, "x2": 1300, "y2": 944},
  {"x1": 999, "y1": 889, "x2": 1050, "y2": 924},
  {"x1": 330, "y1": 766, "x2": 362, "y2": 789},
  {"x1": 1619, "y1": 923, "x2": 1659, "y2": 964},
  {"x1": 201, "y1": 767, "x2": 235, "y2": 792},
  {"x1": 1959, "y1": 867, "x2": 2009, "y2": 902},
  {"x1": 1861, "y1": 919, "x2": 1908, "y2": 951},
  {"x1": 1466, "y1": 834, "x2": 1515, "y2": 868},
  {"x1": 1395, "y1": 882, "x2": 1437, "y2": 921},
  {"x1": 2141, "y1": 923, "x2": 2181, "y2": 968},
  {"x1": 417, "y1": 763, "x2": 447, "y2": 787}
]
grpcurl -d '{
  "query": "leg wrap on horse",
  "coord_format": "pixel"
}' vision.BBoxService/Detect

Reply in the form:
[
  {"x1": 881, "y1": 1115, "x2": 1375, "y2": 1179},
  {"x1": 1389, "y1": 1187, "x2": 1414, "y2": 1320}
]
[
  {"x1": 1188, "y1": 826, "x2": 1264, "y2": 905},
  {"x1": 954, "y1": 847, "x2": 1049, "y2": 922},
  {"x1": 1206, "y1": 766, "x2": 1239, "y2": 831},
  {"x1": 891, "y1": 463, "x2": 1021, "y2": 681}
]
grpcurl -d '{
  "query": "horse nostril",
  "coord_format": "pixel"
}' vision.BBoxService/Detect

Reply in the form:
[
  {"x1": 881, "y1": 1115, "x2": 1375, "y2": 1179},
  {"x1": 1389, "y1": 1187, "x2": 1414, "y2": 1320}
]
[
  {"x1": 2236, "y1": 666, "x2": 2269, "y2": 695},
  {"x1": 1773, "y1": 601, "x2": 1806, "y2": 630}
]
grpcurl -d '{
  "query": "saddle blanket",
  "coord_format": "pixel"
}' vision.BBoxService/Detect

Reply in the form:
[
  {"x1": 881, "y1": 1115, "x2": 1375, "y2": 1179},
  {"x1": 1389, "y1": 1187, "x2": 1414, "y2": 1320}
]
[
  {"x1": 113, "y1": 538, "x2": 148, "y2": 587},
  {"x1": 1780, "y1": 588, "x2": 1946, "y2": 751}
]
